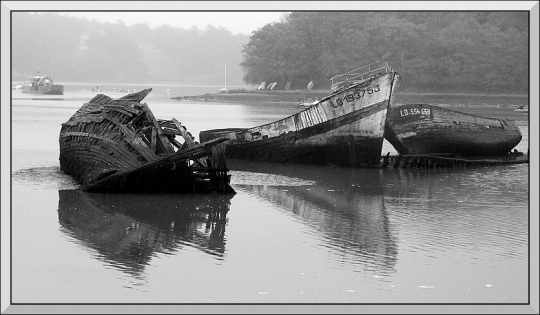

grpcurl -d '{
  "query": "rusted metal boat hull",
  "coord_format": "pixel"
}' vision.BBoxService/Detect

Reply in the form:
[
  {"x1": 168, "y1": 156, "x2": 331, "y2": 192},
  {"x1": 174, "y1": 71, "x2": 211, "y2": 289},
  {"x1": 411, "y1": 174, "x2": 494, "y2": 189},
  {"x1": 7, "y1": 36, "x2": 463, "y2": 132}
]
[
  {"x1": 59, "y1": 88, "x2": 234, "y2": 194},
  {"x1": 200, "y1": 67, "x2": 401, "y2": 168},
  {"x1": 384, "y1": 104, "x2": 523, "y2": 156}
]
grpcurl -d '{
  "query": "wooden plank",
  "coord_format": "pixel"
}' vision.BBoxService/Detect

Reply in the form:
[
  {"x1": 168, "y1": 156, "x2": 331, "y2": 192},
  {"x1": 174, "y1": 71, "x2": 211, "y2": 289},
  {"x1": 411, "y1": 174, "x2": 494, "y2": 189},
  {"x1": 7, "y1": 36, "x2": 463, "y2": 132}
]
[
  {"x1": 102, "y1": 116, "x2": 158, "y2": 162},
  {"x1": 139, "y1": 103, "x2": 175, "y2": 154},
  {"x1": 170, "y1": 137, "x2": 184, "y2": 149},
  {"x1": 60, "y1": 140, "x2": 141, "y2": 169},
  {"x1": 172, "y1": 118, "x2": 196, "y2": 145},
  {"x1": 60, "y1": 131, "x2": 144, "y2": 167},
  {"x1": 161, "y1": 127, "x2": 183, "y2": 136},
  {"x1": 151, "y1": 127, "x2": 157, "y2": 153},
  {"x1": 171, "y1": 117, "x2": 208, "y2": 167}
]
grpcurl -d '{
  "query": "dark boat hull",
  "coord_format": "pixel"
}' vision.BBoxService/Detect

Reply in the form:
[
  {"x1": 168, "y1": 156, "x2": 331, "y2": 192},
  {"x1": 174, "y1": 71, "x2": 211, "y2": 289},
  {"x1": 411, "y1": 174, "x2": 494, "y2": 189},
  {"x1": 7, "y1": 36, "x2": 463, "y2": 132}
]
[
  {"x1": 59, "y1": 89, "x2": 234, "y2": 194},
  {"x1": 384, "y1": 104, "x2": 523, "y2": 156},
  {"x1": 22, "y1": 84, "x2": 64, "y2": 95},
  {"x1": 200, "y1": 70, "x2": 401, "y2": 168}
]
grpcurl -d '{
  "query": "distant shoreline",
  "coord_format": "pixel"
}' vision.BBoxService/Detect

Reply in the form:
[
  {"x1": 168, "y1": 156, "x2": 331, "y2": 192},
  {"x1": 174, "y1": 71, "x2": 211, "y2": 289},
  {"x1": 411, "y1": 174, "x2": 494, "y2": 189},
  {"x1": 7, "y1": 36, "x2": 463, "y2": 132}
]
[{"x1": 171, "y1": 89, "x2": 529, "y2": 106}]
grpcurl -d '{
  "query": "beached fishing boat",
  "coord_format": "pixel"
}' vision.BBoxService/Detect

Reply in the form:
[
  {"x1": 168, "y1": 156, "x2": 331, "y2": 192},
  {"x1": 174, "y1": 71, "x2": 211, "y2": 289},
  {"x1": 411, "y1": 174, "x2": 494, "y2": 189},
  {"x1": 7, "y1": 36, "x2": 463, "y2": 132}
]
[
  {"x1": 384, "y1": 104, "x2": 523, "y2": 156},
  {"x1": 59, "y1": 88, "x2": 235, "y2": 194},
  {"x1": 22, "y1": 68, "x2": 64, "y2": 95},
  {"x1": 199, "y1": 60, "x2": 401, "y2": 167}
]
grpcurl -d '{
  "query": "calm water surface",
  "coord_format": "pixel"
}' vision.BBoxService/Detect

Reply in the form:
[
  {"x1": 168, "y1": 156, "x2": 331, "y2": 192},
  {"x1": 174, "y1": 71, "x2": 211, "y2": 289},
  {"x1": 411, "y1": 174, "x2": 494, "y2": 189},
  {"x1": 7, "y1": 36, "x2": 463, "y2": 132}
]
[{"x1": 9, "y1": 87, "x2": 530, "y2": 304}]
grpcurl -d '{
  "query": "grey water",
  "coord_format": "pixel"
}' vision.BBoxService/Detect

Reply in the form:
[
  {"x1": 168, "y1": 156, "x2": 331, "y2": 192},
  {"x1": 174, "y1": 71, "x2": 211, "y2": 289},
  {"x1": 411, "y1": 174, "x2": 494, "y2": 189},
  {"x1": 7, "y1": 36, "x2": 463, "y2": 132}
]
[{"x1": 9, "y1": 86, "x2": 530, "y2": 304}]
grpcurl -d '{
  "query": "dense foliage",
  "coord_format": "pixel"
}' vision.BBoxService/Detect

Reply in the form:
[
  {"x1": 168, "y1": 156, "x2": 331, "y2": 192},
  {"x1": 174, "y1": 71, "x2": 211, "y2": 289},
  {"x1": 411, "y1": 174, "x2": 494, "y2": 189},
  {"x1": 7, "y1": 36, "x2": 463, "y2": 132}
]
[
  {"x1": 240, "y1": 12, "x2": 529, "y2": 93},
  {"x1": 12, "y1": 12, "x2": 528, "y2": 93}
]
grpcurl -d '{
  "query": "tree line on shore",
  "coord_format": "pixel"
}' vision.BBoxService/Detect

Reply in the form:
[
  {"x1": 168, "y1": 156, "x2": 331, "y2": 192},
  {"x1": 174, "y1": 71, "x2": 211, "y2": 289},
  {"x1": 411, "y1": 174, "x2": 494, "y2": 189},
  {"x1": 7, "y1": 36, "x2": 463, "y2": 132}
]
[
  {"x1": 11, "y1": 12, "x2": 248, "y2": 84},
  {"x1": 241, "y1": 12, "x2": 529, "y2": 93},
  {"x1": 12, "y1": 12, "x2": 528, "y2": 94}
]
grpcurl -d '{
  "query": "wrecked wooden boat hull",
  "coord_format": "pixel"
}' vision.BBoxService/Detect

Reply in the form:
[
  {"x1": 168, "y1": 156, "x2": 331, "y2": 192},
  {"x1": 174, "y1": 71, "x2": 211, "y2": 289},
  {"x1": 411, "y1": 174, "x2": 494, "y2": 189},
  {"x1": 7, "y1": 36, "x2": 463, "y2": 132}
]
[
  {"x1": 384, "y1": 104, "x2": 523, "y2": 156},
  {"x1": 59, "y1": 88, "x2": 235, "y2": 194},
  {"x1": 200, "y1": 60, "x2": 401, "y2": 168}
]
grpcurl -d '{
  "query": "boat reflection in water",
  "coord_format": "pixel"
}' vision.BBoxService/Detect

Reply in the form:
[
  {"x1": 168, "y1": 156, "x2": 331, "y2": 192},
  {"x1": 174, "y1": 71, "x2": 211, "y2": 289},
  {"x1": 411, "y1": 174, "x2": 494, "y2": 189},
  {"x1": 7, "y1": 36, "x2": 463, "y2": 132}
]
[
  {"x1": 228, "y1": 159, "x2": 398, "y2": 276},
  {"x1": 57, "y1": 190, "x2": 232, "y2": 276}
]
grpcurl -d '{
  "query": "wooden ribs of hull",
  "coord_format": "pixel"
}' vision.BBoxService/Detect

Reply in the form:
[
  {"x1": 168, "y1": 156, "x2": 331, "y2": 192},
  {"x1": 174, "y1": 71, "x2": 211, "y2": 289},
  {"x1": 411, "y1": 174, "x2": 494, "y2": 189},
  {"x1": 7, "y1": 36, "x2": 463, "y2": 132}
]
[{"x1": 59, "y1": 88, "x2": 234, "y2": 194}]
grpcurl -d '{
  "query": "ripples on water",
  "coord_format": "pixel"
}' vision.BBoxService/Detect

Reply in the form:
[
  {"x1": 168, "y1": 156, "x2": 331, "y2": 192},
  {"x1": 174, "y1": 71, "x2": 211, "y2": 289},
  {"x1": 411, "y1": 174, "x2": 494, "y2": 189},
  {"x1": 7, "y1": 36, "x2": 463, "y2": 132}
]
[{"x1": 382, "y1": 166, "x2": 528, "y2": 253}]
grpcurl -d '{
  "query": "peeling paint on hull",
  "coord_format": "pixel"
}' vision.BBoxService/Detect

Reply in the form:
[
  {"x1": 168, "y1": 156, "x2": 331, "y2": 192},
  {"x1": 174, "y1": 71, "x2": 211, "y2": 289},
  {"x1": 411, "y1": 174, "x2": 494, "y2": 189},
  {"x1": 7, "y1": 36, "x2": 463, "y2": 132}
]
[
  {"x1": 384, "y1": 104, "x2": 523, "y2": 156},
  {"x1": 200, "y1": 70, "x2": 400, "y2": 168}
]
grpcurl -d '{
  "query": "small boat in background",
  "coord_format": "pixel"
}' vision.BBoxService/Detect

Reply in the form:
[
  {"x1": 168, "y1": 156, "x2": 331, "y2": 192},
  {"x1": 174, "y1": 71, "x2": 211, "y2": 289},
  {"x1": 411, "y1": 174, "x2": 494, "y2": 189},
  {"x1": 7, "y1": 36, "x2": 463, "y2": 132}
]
[
  {"x1": 200, "y1": 60, "x2": 401, "y2": 168},
  {"x1": 384, "y1": 104, "x2": 522, "y2": 156},
  {"x1": 22, "y1": 67, "x2": 64, "y2": 95},
  {"x1": 219, "y1": 62, "x2": 228, "y2": 93},
  {"x1": 514, "y1": 105, "x2": 529, "y2": 113},
  {"x1": 59, "y1": 88, "x2": 235, "y2": 194},
  {"x1": 297, "y1": 96, "x2": 319, "y2": 107}
]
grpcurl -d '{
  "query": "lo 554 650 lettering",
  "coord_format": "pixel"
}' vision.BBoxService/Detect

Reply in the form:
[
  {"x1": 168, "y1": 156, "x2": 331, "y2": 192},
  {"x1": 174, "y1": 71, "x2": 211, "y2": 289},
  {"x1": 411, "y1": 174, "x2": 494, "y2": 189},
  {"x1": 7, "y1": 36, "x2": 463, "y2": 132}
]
[{"x1": 399, "y1": 108, "x2": 430, "y2": 116}]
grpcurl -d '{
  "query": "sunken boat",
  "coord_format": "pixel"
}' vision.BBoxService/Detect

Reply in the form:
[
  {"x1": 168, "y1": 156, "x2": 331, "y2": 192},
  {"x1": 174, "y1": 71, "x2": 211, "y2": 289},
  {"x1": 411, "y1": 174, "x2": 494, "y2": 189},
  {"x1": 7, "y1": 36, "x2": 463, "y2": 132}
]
[
  {"x1": 22, "y1": 68, "x2": 64, "y2": 95},
  {"x1": 384, "y1": 104, "x2": 523, "y2": 156},
  {"x1": 199, "y1": 60, "x2": 401, "y2": 168},
  {"x1": 59, "y1": 88, "x2": 235, "y2": 194}
]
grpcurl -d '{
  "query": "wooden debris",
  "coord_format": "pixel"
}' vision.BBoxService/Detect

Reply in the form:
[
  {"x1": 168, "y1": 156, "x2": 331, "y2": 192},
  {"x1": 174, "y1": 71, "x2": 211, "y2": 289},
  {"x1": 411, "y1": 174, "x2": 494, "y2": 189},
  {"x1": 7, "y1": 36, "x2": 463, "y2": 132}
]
[{"x1": 59, "y1": 88, "x2": 235, "y2": 194}]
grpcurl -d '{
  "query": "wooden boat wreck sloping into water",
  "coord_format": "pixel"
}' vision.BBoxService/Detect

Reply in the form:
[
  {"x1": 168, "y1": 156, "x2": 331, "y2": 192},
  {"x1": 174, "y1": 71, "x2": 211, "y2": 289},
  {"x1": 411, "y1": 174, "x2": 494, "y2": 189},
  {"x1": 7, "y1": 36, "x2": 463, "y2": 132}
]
[
  {"x1": 384, "y1": 104, "x2": 523, "y2": 156},
  {"x1": 199, "y1": 60, "x2": 401, "y2": 168},
  {"x1": 59, "y1": 88, "x2": 235, "y2": 194}
]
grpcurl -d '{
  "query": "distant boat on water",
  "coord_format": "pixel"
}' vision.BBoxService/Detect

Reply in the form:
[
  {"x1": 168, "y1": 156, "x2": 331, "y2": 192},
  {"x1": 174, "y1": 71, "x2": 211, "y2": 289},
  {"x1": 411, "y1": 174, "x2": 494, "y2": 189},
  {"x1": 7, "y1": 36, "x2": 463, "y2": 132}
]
[
  {"x1": 298, "y1": 96, "x2": 319, "y2": 107},
  {"x1": 219, "y1": 62, "x2": 228, "y2": 93},
  {"x1": 384, "y1": 104, "x2": 523, "y2": 156},
  {"x1": 514, "y1": 105, "x2": 529, "y2": 113},
  {"x1": 22, "y1": 67, "x2": 64, "y2": 95}
]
